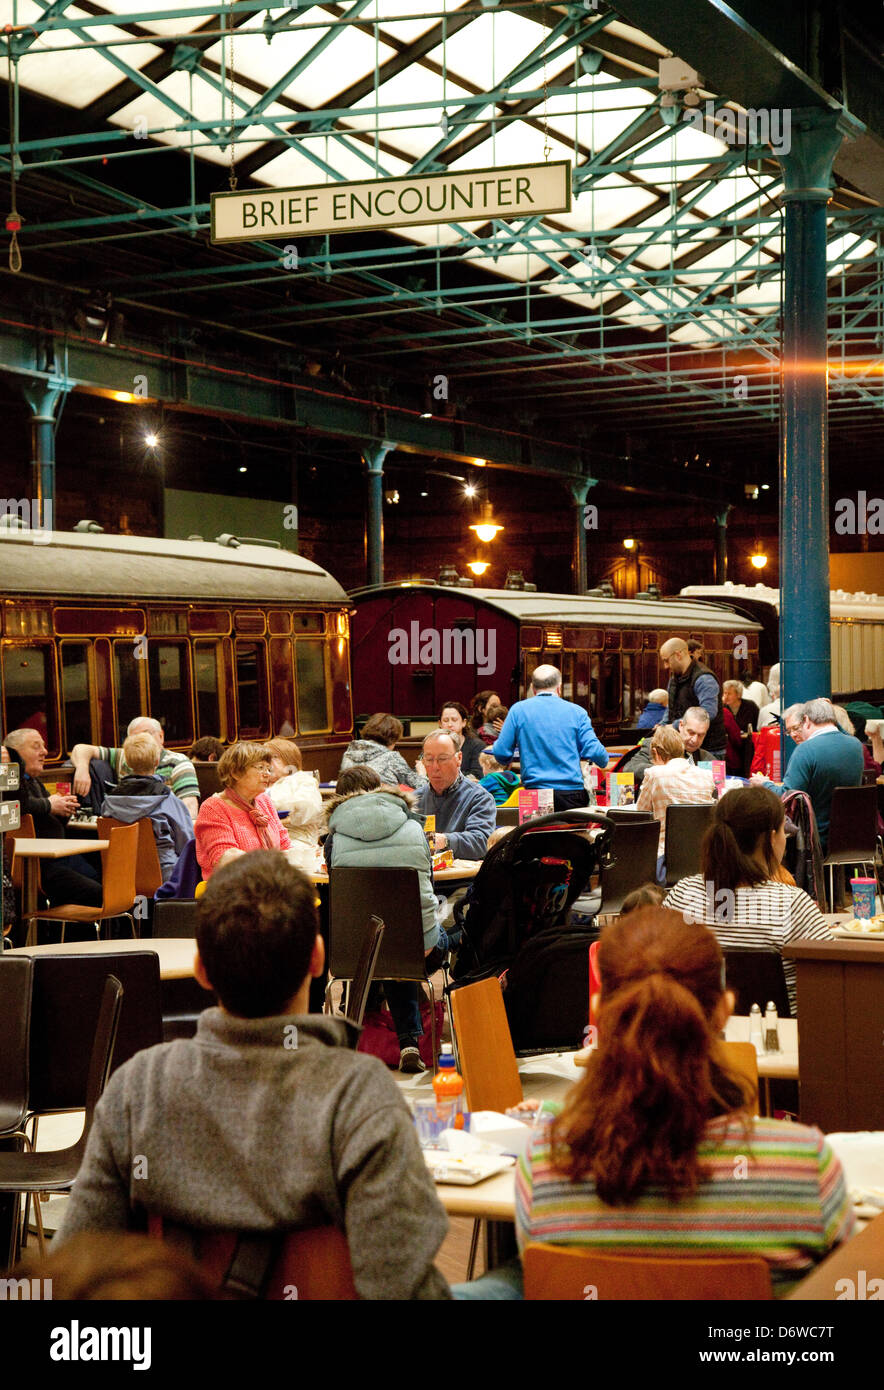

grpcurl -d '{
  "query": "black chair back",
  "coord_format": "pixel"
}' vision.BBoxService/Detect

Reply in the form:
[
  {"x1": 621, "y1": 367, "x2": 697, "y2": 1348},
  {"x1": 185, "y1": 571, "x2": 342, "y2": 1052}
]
[
  {"x1": 495, "y1": 806, "x2": 520, "y2": 827},
  {"x1": 604, "y1": 808, "x2": 654, "y2": 824},
  {"x1": 27, "y1": 952, "x2": 163, "y2": 1112},
  {"x1": 152, "y1": 899, "x2": 200, "y2": 938},
  {"x1": 724, "y1": 947, "x2": 791, "y2": 1019},
  {"x1": 194, "y1": 762, "x2": 222, "y2": 802},
  {"x1": 0, "y1": 957, "x2": 34, "y2": 1136},
  {"x1": 345, "y1": 916, "x2": 385, "y2": 1027},
  {"x1": 664, "y1": 803, "x2": 715, "y2": 887},
  {"x1": 824, "y1": 785, "x2": 878, "y2": 861},
  {"x1": 596, "y1": 820, "x2": 661, "y2": 917},
  {"x1": 329, "y1": 868, "x2": 426, "y2": 982}
]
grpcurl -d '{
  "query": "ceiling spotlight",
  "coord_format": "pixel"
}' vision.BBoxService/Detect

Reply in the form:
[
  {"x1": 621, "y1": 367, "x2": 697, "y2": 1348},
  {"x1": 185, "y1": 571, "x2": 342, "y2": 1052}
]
[
  {"x1": 420, "y1": 490, "x2": 428, "y2": 497},
  {"x1": 144, "y1": 433, "x2": 159, "y2": 448},
  {"x1": 420, "y1": 410, "x2": 432, "y2": 419},
  {"x1": 750, "y1": 551, "x2": 768, "y2": 570},
  {"x1": 464, "y1": 484, "x2": 477, "y2": 498},
  {"x1": 761, "y1": 483, "x2": 770, "y2": 491},
  {"x1": 623, "y1": 538, "x2": 637, "y2": 550},
  {"x1": 473, "y1": 457, "x2": 487, "y2": 468},
  {"x1": 239, "y1": 466, "x2": 247, "y2": 474},
  {"x1": 467, "y1": 560, "x2": 489, "y2": 577}
]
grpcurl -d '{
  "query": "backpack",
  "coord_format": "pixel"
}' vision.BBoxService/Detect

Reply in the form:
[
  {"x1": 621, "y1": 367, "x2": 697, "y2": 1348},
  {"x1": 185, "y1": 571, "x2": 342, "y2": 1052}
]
[
  {"x1": 501, "y1": 924, "x2": 599, "y2": 1053},
  {"x1": 451, "y1": 809, "x2": 615, "y2": 980}
]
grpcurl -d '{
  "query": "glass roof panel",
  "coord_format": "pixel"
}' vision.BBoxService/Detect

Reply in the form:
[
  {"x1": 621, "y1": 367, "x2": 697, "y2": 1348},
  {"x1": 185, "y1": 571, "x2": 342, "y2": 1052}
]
[
  {"x1": 98, "y1": 0, "x2": 208, "y2": 38},
  {"x1": 446, "y1": 120, "x2": 573, "y2": 172},
  {"x1": 343, "y1": 63, "x2": 475, "y2": 158},
  {"x1": 109, "y1": 73, "x2": 292, "y2": 164},
  {"x1": 693, "y1": 172, "x2": 780, "y2": 218},
  {"x1": 6, "y1": 2, "x2": 161, "y2": 107},
  {"x1": 251, "y1": 136, "x2": 410, "y2": 187},
  {"x1": 363, "y1": 0, "x2": 458, "y2": 46},
  {"x1": 609, "y1": 206, "x2": 703, "y2": 268},
  {"x1": 463, "y1": 232, "x2": 583, "y2": 282},
  {"x1": 545, "y1": 74, "x2": 654, "y2": 153},
  {"x1": 423, "y1": 12, "x2": 542, "y2": 91},
  {"x1": 556, "y1": 178, "x2": 658, "y2": 233},
  {"x1": 202, "y1": 15, "x2": 394, "y2": 108}
]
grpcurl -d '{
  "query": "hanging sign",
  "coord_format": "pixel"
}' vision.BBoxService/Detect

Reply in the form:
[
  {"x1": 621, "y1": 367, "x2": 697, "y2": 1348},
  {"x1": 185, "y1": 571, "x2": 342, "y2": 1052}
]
[{"x1": 211, "y1": 160, "x2": 571, "y2": 243}]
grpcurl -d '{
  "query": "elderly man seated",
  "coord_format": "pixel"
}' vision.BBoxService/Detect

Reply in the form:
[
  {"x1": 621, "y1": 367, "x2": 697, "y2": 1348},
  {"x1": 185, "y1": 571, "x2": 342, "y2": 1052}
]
[
  {"x1": 752, "y1": 697, "x2": 863, "y2": 854},
  {"x1": 414, "y1": 730, "x2": 496, "y2": 861},
  {"x1": 621, "y1": 707, "x2": 714, "y2": 789},
  {"x1": 635, "y1": 725, "x2": 716, "y2": 883},
  {"x1": 71, "y1": 717, "x2": 199, "y2": 821}
]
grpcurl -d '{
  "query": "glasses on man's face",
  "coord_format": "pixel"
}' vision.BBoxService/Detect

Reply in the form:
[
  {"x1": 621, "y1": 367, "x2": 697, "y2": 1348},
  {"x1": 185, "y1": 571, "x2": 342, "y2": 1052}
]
[
  {"x1": 423, "y1": 754, "x2": 456, "y2": 766},
  {"x1": 785, "y1": 725, "x2": 801, "y2": 739}
]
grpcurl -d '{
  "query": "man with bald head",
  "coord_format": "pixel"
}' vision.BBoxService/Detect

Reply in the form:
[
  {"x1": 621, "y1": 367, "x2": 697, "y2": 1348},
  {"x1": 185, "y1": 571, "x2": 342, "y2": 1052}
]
[
  {"x1": 657, "y1": 637, "x2": 726, "y2": 759},
  {"x1": 491, "y1": 664, "x2": 608, "y2": 812},
  {"x1": 71, "y1": 716, "x2": 200, "y2": 820}
]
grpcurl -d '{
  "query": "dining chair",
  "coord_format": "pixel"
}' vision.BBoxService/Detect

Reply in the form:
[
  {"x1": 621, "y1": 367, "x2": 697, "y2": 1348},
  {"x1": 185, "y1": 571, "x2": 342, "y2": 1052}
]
[
  {"x1": 98, "y1": 816, "x2": 163, "y2": 900},
  {"x1": 31, "y1": 822, "x2": 139, "y2": 942},
  {"x1": 0, "y1": 974, "x2": 123, "y2": 1261},
  {"x1": 723, "y1": 946, "x2": 791, "y2": 1019},
  {"x1": 721, "y1": 1040, "x2": 760, "y2": 1117},
  {"x1": 147, "y1": 1217, "x2": 357, "y2": 1299},
  {"x1": 0, "y1": 957, "x2": 34, "y2": 1143},
  {"x1": 344, "y1": 915, "x2": 385, "y2": 1028},
  {"x1": 580, "y1": 819, "x2": 661, "y2": 920},
  {"x1": 821, "y1": 785, "x2": 879, "y2": 910},
  {"x1": 664, "y1": 803, "x2": 715, "y2": 886},
  {"x1": 522, "y1": 1244, "x2": 773, "y2": 1300},
  {"x1": 327, "y1": 867, "x2": 448, "y2": 1062}
]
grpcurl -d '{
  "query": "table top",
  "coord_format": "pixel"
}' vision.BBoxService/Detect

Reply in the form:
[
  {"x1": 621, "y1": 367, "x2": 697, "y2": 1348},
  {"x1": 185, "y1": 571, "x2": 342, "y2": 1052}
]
[
  {"x1": 787, "y1": 1211, "x2": 884, "y2": 1300},
  {"x1": 11, "y1": 837, "x2": 109, "y2": 858},
  {"x1": 6, "y1": 937, "x2": 198, "y2": 980},
  {"x1": 724, "y1": 1014, "x2": 798, "y2": 1079},
  {"x1": 310, "y1": 857, "x2": 482, "y2": 884}
]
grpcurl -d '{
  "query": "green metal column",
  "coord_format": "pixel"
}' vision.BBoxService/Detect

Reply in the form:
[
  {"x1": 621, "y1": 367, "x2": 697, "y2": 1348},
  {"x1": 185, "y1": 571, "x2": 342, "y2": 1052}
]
[
  {"x1": 21, "y1": 380, "x2": 68, "y2": 528},
  {"x1": 569, "y1": 476, "x2": 598, "y2": 596},
  {"x1": 714, "y1": 505, "x2": 732, "y2": 584},
  {"x1": 362, "y1": 442, "x2": 392, "y2": 587},
  {"x1": 775, "y1": 111, "x2": 848, "y2": 716}
]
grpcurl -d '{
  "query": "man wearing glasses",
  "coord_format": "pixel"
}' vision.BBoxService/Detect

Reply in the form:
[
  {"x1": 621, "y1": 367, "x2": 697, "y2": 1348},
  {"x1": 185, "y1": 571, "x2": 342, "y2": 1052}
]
[
  {"x1": 752, "y1": 698, "x2": 863, "y2": 852},
  {"x1": 414, "y1": 730, "x2": 496, "y2": 861}
]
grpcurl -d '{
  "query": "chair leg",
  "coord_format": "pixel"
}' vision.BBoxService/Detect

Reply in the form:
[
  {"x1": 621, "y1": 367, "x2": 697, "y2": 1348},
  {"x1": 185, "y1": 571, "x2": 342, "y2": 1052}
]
[
  {"x1": 466, "y1": 1218, "x2": 482, "y2": 1281},
  {"x1": 423, "y1": 981, "x2": 437, "y2": 1064}
]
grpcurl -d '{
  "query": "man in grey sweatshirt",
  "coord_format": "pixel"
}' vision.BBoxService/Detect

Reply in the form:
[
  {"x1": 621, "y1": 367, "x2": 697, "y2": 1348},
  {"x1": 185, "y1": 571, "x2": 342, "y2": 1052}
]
[{"x1": 54, "y1": 851, "x2": 451, "y2": 1300}]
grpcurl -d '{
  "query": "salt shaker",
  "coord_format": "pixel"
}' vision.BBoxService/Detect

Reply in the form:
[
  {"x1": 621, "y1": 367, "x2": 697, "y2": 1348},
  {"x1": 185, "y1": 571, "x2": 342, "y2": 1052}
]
[
  {"x1": 764, "y1": 1001, "x2": 780, "y2": 1054},
  {"x1": 749, "y1": 1003, "x2": 764, "y2": 1057}
]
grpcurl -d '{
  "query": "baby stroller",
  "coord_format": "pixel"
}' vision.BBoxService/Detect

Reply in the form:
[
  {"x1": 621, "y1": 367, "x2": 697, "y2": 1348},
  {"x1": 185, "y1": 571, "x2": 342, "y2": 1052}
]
[{"x1": 449, "y1": 809, "x2": 615, "y2": 1053}]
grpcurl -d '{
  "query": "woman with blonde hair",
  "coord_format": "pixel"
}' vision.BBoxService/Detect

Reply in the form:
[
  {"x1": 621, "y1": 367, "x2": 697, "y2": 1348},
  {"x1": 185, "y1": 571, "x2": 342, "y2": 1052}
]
[{"x1": 194, "y1": 742, "x2": 291, "y2": 879}]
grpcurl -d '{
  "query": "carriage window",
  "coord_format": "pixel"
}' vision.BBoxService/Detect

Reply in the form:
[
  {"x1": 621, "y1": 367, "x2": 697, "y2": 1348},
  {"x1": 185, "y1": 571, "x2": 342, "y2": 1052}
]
[
  {"x1": 148, "y1": 641, "x2": 193, "y2": 746},
  {"x1": 2, "y1": 643, "x2": 59, "y2": 756},
  {"x1": 60, "y1": 643, "x2": 93, "y2": 747},
  {"x1": 621, "y1": 653, "x2": 634, "y2": 725},
  {"x1": 194, "y1": 642, "x2": 223, "y2": 741},
  {"x1": 113, "y1": 639, "x2": 146, "y2": 743},
  {"x1": 235, "y1": 641, "x2": 269, "y2": 739},
  {"x1": 270, "y1": 638, "x2": 296, "y2": 736},
  {"x1": 295, "y1": 640, "x2": 329, "y2": 733},
  {"x1": 602, "y1": 653, "x2": 621, "y2": 720}
]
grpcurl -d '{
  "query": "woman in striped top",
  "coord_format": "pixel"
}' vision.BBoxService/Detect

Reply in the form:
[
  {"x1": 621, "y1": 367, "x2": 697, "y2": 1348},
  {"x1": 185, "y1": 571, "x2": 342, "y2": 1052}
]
[
  {"x1": 513, "y1": 908, "x2": 853, "y2": 1299},
  {"x1": 663, "y1": 784, "x2": 831, "y2": 1014}
]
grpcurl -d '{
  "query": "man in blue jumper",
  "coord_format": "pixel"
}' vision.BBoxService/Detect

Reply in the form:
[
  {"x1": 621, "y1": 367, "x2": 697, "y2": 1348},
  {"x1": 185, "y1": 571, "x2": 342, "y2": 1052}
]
[
  {"x1": 414, "y1": 730, "x2": 496, "y2": 859},
  {"x1": 752, "y1": 697, "x2": 863, "y2": 852},
  {"x1": 490, "y1": 664, "x2": 609, "y2": 812}
]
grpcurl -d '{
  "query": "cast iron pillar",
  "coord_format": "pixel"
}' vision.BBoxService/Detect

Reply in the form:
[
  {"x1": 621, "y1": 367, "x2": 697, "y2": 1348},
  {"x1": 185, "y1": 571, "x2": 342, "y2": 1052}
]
[
  {"x1": 714, "y1": 506, "x2": 732, "y2": 584},
  {"x1": 569, "y1": 476, "x2": 598, "y2": 596},
  {"x1": 775, "y1": 111, "x2": 853, "y2": 716},
  {"x1": 22, "y1": 379, "x2": 69, "y2": 528},
  {"x1": 362, "y1": 441, "x2": 392, "y2": 587}
]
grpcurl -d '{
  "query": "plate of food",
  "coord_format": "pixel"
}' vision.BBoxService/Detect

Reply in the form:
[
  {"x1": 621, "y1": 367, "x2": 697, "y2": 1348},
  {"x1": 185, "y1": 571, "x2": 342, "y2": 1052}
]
[{"x1": 830, "y1": 915, "x2": 884, "y2": 938}]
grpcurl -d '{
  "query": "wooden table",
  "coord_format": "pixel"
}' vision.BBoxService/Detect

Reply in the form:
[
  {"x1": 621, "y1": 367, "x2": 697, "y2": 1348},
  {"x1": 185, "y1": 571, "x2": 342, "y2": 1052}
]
[
  {"x1": 783, "y1": 935, "x2": 884, "y2": 1131},
  {"x1": 11, "y1": 837, "x2": 109, "y2": 935},
  {"x1": 788, "y1": 1211, "x2": 884, "y2": 1300},
  {"x1": 310, "y1": 858, "x2": 482, "y2": 885},
  {"x1": 6, "y1": 936, "x2": 198, "y2": 980}
]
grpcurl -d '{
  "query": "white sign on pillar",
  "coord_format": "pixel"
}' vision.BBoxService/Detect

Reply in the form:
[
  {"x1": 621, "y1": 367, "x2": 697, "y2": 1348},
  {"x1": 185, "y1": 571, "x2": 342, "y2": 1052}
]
[{"x1": 211, "y1": 162, "x2": 571, "y2": 244}]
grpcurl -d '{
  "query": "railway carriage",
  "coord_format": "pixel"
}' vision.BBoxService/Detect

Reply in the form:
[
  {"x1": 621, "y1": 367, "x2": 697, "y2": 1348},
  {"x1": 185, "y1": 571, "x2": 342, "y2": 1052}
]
[{"x1": 0, "y1": 529, "x2": 353, "y2": 779}]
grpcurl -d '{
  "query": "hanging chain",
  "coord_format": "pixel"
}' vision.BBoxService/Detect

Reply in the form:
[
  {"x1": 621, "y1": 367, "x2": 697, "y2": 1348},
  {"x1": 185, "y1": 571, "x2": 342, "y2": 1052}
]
[
  {"x1": 226, "y1": 0, "x2": 237, "y2": 190},
  {"x1": 541, "y1": 40, "x2": 552, "y2": 162},
  {"x1": 6, "y1": 51, "x2": 22, "y2": 272}
]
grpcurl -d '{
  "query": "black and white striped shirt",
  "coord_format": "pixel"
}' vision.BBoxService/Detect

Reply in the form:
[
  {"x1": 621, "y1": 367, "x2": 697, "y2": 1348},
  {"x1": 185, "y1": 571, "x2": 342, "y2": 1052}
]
[{"x1": 664, "y1": 875, "x2": 831, "y2": 1014}]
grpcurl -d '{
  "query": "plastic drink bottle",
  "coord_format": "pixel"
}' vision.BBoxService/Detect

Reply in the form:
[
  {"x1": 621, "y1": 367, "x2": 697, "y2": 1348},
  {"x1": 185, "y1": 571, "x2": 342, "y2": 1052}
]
[{"x1": 433, "y1": 1044, "x2": 464, "y2": 1117}]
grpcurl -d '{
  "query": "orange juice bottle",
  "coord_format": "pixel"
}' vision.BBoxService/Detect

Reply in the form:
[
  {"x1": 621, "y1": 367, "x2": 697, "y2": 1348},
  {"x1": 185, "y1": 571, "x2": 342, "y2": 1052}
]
[{"x1": 433, "y1": 1044, "x2": 464, "y2": 1118}]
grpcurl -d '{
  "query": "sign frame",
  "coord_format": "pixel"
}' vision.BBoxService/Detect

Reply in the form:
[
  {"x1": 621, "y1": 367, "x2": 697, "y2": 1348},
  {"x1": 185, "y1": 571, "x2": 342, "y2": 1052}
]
[{"x1": 210, "y1": 160, "x2": 572, "y2": 244}]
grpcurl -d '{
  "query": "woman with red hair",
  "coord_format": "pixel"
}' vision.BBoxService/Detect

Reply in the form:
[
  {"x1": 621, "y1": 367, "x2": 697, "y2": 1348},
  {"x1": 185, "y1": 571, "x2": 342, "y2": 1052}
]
[{"x1": 455, "y1": 907, "x2": 853, "y2": 1299}]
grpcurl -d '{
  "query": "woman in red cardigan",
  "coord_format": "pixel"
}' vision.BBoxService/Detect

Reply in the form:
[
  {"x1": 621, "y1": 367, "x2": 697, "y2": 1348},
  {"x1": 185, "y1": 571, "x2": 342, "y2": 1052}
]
[{"x1": 194, "y1": 742, "x2": 291, "y2": 880}]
